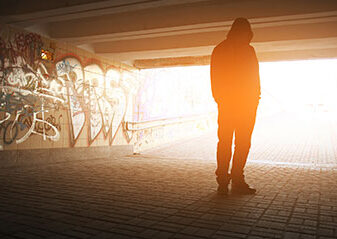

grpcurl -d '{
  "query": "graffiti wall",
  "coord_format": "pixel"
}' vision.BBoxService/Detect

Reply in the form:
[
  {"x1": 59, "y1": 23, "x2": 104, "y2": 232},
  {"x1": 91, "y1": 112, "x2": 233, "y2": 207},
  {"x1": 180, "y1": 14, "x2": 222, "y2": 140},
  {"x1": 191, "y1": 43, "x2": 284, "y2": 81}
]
[{"x1": 0, "y1": 25, "x2": 139, "y2": 151}]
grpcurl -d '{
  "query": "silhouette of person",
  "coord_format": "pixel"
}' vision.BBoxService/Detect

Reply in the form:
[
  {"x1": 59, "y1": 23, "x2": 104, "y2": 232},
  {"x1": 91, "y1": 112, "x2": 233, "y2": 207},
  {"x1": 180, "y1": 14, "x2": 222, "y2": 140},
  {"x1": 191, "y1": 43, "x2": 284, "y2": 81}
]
[{"x1": 210, "y1": 18, "x2": 260, "y2": 195}]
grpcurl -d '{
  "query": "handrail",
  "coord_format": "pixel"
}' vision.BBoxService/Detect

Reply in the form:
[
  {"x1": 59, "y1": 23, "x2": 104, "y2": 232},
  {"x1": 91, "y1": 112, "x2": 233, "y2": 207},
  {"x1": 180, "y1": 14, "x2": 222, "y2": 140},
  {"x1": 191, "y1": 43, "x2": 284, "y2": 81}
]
[{"x1": 125, "y1": 111, "x2": 217, "y2": 131}]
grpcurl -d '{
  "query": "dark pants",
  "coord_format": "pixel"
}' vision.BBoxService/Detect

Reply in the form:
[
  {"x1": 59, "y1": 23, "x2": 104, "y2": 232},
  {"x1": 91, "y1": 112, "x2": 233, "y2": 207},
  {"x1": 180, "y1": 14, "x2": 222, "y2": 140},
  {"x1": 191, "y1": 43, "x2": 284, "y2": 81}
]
[{"x1": 215, "y1": 101, "x2": 258, "y2": 184}]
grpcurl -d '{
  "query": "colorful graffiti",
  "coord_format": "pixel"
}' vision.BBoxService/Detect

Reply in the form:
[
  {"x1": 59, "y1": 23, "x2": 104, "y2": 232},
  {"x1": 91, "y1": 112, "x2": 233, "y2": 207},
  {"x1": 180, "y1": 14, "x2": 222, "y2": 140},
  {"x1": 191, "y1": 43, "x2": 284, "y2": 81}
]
[
  {"x1": 0, "y1": 29, "x2": 138, "y2": 149},
  {"x1": 55, "y1": 59, "x2": 131, "y2": 146}
]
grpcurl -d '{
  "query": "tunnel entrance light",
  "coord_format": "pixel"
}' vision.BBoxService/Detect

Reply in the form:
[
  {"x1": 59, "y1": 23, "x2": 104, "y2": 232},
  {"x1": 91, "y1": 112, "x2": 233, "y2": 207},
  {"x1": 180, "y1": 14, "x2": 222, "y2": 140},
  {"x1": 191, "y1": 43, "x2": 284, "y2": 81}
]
[{"x1": 258, "y1": 59, "x2": 337, "y2": 118}]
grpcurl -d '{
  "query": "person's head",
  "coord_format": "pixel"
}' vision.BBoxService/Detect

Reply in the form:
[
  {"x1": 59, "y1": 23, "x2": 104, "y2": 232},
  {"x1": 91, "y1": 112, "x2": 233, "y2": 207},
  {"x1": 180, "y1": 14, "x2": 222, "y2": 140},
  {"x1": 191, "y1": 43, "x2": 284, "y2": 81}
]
[{"x1": 227, "y1": 18, "x2": 253, "y2": 44}]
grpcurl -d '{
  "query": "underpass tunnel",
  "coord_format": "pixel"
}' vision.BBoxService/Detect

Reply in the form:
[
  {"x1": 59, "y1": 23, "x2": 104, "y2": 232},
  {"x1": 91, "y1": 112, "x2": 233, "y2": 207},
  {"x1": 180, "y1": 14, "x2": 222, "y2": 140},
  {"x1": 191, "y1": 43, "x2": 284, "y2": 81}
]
[{"x1": 2, "y1": 1, "x2": 337, "y2": 238}]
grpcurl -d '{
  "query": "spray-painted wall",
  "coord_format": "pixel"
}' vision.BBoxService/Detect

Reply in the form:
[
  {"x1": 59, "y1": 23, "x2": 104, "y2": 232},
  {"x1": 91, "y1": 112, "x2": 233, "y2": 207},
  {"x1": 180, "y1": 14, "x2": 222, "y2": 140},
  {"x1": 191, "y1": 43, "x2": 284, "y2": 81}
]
[{"x1": 0, "y1": 25, "x2": 139, "y2": 151}]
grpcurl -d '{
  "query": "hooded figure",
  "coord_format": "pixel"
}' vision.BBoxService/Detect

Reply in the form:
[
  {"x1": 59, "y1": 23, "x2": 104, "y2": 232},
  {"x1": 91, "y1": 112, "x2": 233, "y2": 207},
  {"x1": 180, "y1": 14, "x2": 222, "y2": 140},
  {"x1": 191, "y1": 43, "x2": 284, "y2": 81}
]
[{"x1": 211, "y1": 18, "x2": 260, "y2": 195}]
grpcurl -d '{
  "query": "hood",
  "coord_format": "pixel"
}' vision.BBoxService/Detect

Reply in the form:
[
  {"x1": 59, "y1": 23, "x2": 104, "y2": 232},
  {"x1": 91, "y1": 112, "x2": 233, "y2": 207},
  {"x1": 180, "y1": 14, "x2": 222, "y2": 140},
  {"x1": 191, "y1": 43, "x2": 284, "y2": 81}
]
[{"x1": 227, "y1": 18, "x2": 253, "y2": 44}]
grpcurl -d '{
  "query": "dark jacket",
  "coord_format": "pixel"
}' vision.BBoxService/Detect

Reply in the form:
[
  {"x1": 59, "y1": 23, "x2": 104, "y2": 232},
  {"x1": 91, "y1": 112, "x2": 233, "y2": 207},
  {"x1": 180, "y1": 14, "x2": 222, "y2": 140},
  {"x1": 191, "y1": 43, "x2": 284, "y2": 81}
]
[{"x1": 210, "y1": 39, "x2": 261, "y2": 105}]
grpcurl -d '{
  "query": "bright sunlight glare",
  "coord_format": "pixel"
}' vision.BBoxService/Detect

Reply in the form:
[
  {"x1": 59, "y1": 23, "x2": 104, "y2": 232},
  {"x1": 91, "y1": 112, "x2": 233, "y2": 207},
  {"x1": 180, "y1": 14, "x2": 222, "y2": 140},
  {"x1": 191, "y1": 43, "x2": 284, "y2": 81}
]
[
  {"x1": 136, "y1": 59, "x2": 337, "y2": 121},
  {"x1": 259, "y1": 59, "x2": 337, "y2": 117}
]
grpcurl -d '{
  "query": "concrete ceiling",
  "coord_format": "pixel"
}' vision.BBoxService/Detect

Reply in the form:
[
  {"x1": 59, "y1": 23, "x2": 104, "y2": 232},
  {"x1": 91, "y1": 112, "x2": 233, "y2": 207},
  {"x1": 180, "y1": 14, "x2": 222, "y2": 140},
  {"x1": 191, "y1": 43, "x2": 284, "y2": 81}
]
[{"x1": 1, "y1": 0, "x2": 337, "y2": 68}]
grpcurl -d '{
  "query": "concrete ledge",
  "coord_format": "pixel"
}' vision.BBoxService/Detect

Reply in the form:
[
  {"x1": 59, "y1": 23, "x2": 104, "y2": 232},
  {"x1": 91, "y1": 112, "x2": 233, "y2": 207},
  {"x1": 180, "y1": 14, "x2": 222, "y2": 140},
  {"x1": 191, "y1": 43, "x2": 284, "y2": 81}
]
[{"x1": 0, "y1": 145, "x2": 133, "y2": 168}]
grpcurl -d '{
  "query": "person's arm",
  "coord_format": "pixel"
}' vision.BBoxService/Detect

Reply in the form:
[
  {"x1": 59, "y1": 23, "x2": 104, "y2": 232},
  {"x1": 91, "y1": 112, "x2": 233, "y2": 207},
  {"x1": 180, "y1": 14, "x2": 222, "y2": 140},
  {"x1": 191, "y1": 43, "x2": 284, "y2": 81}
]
[
  {"x1": 210, "y1": 48, "x2": 222, "y2": 104},
  {"x1": 250, "y1": 46, "x2": 261, "y2": 100}
]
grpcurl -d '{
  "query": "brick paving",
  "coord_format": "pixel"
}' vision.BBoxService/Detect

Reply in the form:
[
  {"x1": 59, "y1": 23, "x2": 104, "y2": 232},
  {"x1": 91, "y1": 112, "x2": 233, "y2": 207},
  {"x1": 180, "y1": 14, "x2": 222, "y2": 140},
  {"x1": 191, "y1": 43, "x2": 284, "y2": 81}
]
[
  {"x1": 148, "y1": 111, "x2": 337, "y2": 168},
  {"x1": 1, "y1": 112, "x2": 337, "y2": 238}
]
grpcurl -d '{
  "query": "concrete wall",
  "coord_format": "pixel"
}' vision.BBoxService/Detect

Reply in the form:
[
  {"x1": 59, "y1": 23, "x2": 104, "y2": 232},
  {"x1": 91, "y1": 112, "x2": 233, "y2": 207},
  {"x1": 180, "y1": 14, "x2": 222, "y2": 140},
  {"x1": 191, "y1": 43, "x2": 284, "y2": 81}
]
[
  {"x1": 133, "y1": 113, "x2": 217, "y2": 153},
  {"x1": 0, "y1": 24, "x2": 139, "y2": 156}
]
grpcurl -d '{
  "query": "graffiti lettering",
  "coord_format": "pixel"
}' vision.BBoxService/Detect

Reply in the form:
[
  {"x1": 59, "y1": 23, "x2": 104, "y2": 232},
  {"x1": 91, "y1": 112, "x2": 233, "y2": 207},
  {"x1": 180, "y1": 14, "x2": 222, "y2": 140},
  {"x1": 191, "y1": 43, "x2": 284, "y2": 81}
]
[{"x1": 0, "y1": 29, "x2": 137, "y2": 150}]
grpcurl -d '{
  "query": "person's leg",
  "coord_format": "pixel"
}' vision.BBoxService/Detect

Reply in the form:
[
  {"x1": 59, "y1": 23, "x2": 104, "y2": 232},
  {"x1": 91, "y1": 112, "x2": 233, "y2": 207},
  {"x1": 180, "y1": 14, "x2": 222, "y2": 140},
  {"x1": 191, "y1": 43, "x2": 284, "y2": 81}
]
[
  {"x1": 215, "y1": 105, "x2": 235, "y2": 194},
  {"x1": 231, "y1": 103, "x2": 258, "y2": 194},
  {"x1": 215, "y1": 124, "x2": 234, "y2": 181}
]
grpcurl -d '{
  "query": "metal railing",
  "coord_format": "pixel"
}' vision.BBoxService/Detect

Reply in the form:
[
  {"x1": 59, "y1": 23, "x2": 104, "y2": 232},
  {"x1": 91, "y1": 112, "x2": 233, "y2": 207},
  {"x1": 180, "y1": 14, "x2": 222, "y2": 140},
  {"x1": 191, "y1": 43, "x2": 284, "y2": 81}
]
[{"x1": 125, "y1": 111, "x2": 217, "y2": 131}]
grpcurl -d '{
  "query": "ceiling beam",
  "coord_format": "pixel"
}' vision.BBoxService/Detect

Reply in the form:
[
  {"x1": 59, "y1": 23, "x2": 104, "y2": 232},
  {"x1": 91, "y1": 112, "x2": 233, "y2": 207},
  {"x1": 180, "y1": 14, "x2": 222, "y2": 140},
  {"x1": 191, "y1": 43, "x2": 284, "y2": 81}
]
[
  {"x1": 133, "y1": 47, "x2": 337, "y2": 69},
  {"x1": 56, "y1": 11, "x2": 337, "y2": 44},
  {"x1": 91, "y1": 20, "x2": 337, "y2": 54},
  {"x1": 132, "y1": 37, "x2": 337, "y2": 68},
  {"x1": 134, "y1": 55, "x2": 211, "y2": 68},
  {"x1": 0, "y1": 0, "x2": 209, "y2": 27},
  {"x1": 45, "y1": 0, "x2": 337, "y2": 39}
]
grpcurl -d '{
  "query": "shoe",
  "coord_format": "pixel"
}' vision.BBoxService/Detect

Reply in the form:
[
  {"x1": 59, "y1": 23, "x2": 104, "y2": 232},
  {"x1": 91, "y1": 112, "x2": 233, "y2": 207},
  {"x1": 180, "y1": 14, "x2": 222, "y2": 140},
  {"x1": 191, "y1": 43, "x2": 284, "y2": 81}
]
[
  {"x1": 216, "y1": 174, "x2": 230, "y2": 195},
  {"x1": 231, "y1": 181, "x2": 256, "y2": 195},
  {"x1": 231, "y1": 174, "x2": 256, "y2": 195},
  {"x1": 217, "y1": 185, "x2": 228, "y2": 195}
]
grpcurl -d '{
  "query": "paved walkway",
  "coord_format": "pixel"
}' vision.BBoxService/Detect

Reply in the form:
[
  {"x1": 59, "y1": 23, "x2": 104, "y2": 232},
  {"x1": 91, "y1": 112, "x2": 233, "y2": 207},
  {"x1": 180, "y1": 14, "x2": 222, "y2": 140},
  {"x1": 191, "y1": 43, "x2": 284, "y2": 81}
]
[
  {"x1": 147, "y1": 111, "x2": 337, "y2": 168},
  {"x1": 1, "y1": 112, "x2": 337, "y2": 238}
]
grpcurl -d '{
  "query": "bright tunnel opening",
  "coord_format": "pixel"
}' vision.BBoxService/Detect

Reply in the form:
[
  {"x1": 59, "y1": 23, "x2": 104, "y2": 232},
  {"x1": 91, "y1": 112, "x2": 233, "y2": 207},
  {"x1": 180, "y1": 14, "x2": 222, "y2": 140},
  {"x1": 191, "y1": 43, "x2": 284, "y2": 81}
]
[{"x1": 137, "y1": 59, "x2": 337, "y2": 166}]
